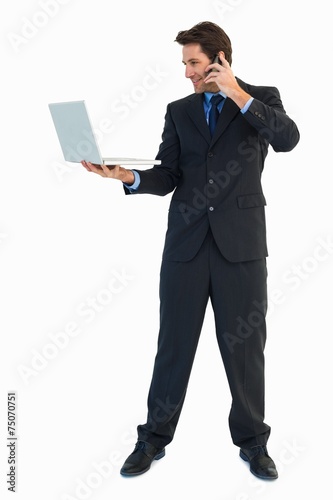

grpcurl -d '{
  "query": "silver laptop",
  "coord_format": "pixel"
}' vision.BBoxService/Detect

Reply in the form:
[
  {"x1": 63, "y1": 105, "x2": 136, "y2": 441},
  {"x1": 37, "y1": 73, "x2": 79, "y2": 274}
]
[{"x1": 48, "y1": 100, "x2": 161, "y2": 165}]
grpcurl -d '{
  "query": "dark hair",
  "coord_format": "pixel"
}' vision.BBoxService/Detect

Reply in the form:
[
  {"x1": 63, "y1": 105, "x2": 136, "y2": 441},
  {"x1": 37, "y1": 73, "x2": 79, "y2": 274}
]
[{"x1": 175, "y1": 21, "x2": 232, "y2": 65}]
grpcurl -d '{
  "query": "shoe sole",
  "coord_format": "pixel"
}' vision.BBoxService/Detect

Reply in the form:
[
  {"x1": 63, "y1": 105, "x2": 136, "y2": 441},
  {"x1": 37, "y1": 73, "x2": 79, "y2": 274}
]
[
  {"x1": 239, "y1": 450, "x2": 278, "y2": 480},
  {"x1": 120, "y1": 449, "x2": 166, "y2": 477}
]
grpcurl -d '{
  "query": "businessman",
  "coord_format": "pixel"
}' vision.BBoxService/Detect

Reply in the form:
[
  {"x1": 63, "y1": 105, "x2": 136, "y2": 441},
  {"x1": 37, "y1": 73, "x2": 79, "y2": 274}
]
[{"x1": 81, "y1": 21, "x2": 300, "y2": 480}]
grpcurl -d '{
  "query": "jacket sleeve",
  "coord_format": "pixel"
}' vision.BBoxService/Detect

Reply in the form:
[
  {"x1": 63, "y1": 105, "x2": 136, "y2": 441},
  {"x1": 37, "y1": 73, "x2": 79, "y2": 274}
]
[
  {"x1": 124, "y1": 103, "x2": 181, "y2": 196},
  {"x1": 242, "y1": 86, "x2": 300, "y2": 152}
]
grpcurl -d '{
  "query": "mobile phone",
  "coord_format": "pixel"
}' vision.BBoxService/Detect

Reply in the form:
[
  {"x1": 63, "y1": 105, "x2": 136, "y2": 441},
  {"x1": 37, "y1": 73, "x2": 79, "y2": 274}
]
[{"x1": 210, "y1": 55, "x2": 222, "y2": 72}]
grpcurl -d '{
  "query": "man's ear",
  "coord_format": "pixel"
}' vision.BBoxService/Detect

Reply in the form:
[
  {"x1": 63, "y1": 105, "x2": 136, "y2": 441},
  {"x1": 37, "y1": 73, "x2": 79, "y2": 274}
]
[{"x1": 217, "y1": 51, "x2": 226, "y2": 63}]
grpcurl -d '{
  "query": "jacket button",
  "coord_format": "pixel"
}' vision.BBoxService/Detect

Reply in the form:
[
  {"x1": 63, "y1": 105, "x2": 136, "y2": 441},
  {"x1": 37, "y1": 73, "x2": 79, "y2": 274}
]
[
  {"x1": 208, "y1": 152, "x2": 214, "y2": 158},
  {"x1": 208, "y1": 179, "x2": 214, "y2": 184},
  {"x1": 209, "y1": 206, "x2": 214, "y2": 211}
]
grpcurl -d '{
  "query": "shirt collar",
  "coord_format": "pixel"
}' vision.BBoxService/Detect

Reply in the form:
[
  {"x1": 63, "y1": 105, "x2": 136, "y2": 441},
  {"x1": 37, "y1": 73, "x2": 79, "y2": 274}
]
[{"x1": 204, "y1": 90, "x2": 227, "y2": 105}]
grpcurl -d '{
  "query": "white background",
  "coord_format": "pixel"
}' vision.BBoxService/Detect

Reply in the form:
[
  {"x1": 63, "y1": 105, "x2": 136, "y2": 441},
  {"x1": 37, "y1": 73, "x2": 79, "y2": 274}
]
[{"x1": 1, "y1": 0, "x2": 332, "y2": 499}]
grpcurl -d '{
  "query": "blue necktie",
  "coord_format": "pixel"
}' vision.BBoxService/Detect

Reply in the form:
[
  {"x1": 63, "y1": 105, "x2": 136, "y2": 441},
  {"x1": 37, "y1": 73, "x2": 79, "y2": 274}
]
[{"x1": 208, "y1": 94, "x2": 224, "y2": 136}]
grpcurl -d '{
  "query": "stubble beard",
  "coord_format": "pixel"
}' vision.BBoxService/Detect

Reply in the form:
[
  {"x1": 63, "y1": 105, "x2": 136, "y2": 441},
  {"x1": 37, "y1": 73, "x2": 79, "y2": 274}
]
[{"x1": 193, "y1": 75, "x2": 219, "y2": 94}]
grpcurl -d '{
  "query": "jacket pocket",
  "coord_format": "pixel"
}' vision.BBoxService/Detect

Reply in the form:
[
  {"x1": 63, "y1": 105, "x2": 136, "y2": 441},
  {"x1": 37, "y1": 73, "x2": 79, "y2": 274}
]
[{"x1": 237, "y1": 193, "x2": 267, "y2": 209}]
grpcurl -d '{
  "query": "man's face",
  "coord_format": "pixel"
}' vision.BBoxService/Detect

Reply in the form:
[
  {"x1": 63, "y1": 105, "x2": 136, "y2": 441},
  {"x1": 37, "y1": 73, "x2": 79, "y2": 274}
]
[{"x1": 182, "y1": 43, "x2": 218, "y2": 94}]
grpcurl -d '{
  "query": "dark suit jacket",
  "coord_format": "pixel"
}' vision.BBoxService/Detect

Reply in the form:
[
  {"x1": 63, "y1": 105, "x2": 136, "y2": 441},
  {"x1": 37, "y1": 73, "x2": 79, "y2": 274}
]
[{"x1": 125, "y1": 78, "x2": 300, "y2": 262}]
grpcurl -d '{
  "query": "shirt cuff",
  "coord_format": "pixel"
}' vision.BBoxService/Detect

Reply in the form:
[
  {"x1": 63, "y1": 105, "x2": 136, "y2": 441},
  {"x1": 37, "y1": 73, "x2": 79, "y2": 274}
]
[
  {"x1": 240, "y1": 97, "x2": 254, "y2": 114},
  {"x1": 123, "y1": 170, "x2": 140, "y2": 192}
]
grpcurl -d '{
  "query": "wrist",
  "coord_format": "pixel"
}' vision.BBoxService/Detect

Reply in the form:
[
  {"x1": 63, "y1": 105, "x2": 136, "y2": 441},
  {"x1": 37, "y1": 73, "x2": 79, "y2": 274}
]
[
  {"x1": 121, "y1": 168, "x2": 135, "y2": 185},
  {"x1": 228, "y1": 87, "x2": 252, "y2": 110}
]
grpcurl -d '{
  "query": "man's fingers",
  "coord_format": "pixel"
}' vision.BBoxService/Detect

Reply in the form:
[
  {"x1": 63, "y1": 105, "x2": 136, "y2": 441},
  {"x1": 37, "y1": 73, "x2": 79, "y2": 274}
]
[
  {"x1": 81, "y1": 161, "x2": 101, "y2": 172},
  {"x1": 204, "y1": 71, "x2": 219, "y2": 83},
  {"x1": 100, "y1": 163, "x2": 112, "y2": 174},
  {"x1": 87, "y1": 162, "x2": 103, "y2": 172},
  {"x1": 81, "y1": 161, "x2": 121, "y2": 178},
  {"x1": 81, "y1": 160, "x2": 91, "y2": 171}
]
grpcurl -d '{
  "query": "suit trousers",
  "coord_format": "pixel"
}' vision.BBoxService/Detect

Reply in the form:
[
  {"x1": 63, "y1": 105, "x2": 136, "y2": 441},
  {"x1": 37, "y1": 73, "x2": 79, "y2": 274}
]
[{"x1": 137, "y1": 229, "x2": 271, "y2": 449}]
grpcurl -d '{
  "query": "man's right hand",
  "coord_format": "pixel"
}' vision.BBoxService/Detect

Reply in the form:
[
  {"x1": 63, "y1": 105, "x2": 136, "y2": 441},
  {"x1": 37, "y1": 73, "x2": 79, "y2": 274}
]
[{"x1": 81, "y1": 161, "x2": 135, "y2": 185}]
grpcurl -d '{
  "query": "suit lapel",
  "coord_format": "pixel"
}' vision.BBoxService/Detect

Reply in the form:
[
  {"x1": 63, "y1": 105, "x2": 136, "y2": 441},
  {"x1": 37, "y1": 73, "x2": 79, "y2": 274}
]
[
  {"x1": 210, "y1": 97, "x2": 240, "y2": 147},
  {"x1": 185, "y1": 94, "x2": 211, "y2": 145},
  {"x1": 185, "y1": 93, "x2": 240, "y2": 147}
]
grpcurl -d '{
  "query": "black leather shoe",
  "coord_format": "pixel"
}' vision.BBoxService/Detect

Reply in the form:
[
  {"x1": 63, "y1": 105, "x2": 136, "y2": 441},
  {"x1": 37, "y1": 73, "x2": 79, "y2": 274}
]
[
  {"x1": 240, "y1": 445, "x2": 278, "y2": 480},
  {"x1": 120, "y1": 441, "x2": 165, "y2": 477}
]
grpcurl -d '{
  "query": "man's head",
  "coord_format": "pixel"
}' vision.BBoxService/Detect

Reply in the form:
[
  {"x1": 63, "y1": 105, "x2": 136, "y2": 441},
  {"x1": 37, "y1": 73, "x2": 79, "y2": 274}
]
[
  {"x1": 175, "y1": 21, "x2": 232, "y2": 94},
  {"x1": 175, "y1": 21, "x2": 232, "y2": 64}
]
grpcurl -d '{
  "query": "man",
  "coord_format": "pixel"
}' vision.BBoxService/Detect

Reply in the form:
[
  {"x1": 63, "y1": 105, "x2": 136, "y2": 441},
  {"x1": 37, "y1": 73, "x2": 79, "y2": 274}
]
[{"x1": 81, "y1": 21, "x2": 300, "y2": 480}]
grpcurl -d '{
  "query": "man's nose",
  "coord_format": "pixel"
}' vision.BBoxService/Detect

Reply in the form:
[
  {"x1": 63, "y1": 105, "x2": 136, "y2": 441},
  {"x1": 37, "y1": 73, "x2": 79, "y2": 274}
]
[{"x1": 185, "y1": 65, "x2": 194, "y2": 78}]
